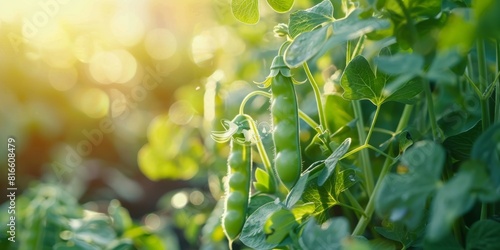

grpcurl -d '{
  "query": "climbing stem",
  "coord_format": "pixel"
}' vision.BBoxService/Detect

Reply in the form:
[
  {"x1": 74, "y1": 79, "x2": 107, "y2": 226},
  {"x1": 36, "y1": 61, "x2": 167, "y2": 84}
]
[
  {"x1": 352, "y1": 105, "x2": 413, "y2": 235},
  {"x1": 303, "y1": 62, "x2": 328, "y2": 132},
  {"x1": 423, "y1": 78, "x2": 441, "y2": 141},
  {"x1": 352, "y1": 101, "x2": 375, "y2": 196}
]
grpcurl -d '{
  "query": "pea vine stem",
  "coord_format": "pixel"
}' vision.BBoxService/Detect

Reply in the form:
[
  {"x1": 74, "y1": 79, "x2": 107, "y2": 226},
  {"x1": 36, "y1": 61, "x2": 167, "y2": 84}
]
[
  {"x1": 477, "y1": 39, "x2": 491, "y2": 131},
  {"x1": 303, "y1": 62, "x2": 328, "y2": 132},
  {"x1": 496, "y1": 40, "x2": 500, "y2": 123},
  {"x1": 352, "y1": 104, "x2": 414, "y2": 236},
  {"x1": 423, "y1": 78, "x2": 442, "y2": 141},
  {"x1": 352, "y1": 101, "x2": 375, "y2": 195}
]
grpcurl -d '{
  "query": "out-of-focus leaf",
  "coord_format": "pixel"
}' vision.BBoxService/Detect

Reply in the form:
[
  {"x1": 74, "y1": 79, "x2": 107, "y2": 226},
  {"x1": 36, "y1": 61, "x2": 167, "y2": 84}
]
[
  {"x1": 443, "y1": 121, "x2": 482, "y2": 161},
  {"x1": 466, "y1": 220, "x2": 500, "y2": 250},
  {"x1": 267, "y1": 0, "x2": 294, "y2": 13},
  {"x1": 375, "y1": 141, "x2": 445, "y2": 229},
  {"x1": 471, "y1": 123, "x2": 500, "y2": 187},
  {"x1": 428, "y1": 161, "x2": 500, "y2": 241},
  {"x1": 231, "y1": 0, "x2": 259, "y2": 24},
  {"x1": 299, "y1": 217, "x2": 350, "y2": 250}
]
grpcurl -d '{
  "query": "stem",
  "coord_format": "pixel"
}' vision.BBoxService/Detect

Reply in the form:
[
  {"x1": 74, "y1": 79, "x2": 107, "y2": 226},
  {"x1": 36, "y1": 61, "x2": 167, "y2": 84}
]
[
  {"x1": 351, "y1": 35, "x2": 365, "y2": 59},
  {"x1": 299, "y1": 110, "x2": 321, "y2": 133},
  {"x1": 366, "y1": 127, "x2": 395, "y2": 136},
  {"x1": 481, "y1": 203, "x2": 488, "y2": 220},
  {"x1": 241, "y1": 114, "x2": 277, "y2": 193},
  {"x1": 303, "y1": 62, "x2": 328, "y2": 132},
  {"x1": 352, "y1": 153, "x2": 394, "y2": 236},
  {"x1": 477, "y1": 39, "x2": 491, "y2": 130},
  {"x1": 352, "y1": 105, "x2": 414, "y2": 235},
  {"x1": 395, "y1": 105, "x2": 413, "y2": 133},
  {"x1": 365, "y1": 105, "x2": 381, "y2": 145},
  {"x1": 344, "y1": 189, "x2": 364, "y2": 219},
  {"x1": 352, "y1": 101, "x2": 375, "y2": 196},
  {"x1": 423, "y1": 78, "x2": 441, "y2": 141},
  {"x1": 496, "y1": 40, "x2": 500, "y2": 123}
]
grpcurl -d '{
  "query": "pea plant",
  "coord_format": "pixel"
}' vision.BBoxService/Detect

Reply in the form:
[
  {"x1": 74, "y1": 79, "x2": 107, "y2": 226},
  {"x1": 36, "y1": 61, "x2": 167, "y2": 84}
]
[{"x1": 207, "y1": 0, "x2": 500, "y2": 249}]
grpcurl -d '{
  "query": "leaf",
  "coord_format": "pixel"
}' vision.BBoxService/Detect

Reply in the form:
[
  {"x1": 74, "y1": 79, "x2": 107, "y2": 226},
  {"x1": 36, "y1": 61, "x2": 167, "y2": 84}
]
[
  {"x1": 423, "y1": 232, "x2": 464, "y2": 250},
  {"x1": 466, "y1": 220, "x2": 500, "y2": 250},
  {"x1": 318, "y1": 138, "x2": 351, "y2": 186},
  {"x1": 231, "y1": 0, "x2": 259, "y2": 24},
  {"x1": 471, "y1": 123, "x2": 500, "y2": 187},
  {"x1": 334, "y1": 168, "x2": 358, "y2": 197},
  {"x1": 288, "y1": 0, "x2": 334, "y2": 38},
  {"x1": 427, "y1": 50, "x2": 464, "y2": 83},
  {"x1": 375, "y1": 220, "x2": 425, "y2": 248},
  {"x1": 443, "y1": 121, "x2": 482, "y2": 161},
  {"x1": 240, "y1": 202, "x2": 282, "y2": 249},
  {"x1": 284, "y1": 24, "x2": 329, "y2": 68},
  {"x1": 375, "y1": 53, "x2": 423, "y2": 77},
  {"x1": 428, "y1": 161, "x2": 500, "y2": 241},
  {"x1": 381, "y1": 74, "x2": 423, "y2": 104},
  {"x1": 341, "y1": 55, "x2": 381, "y2": 104},
  {"x1": 320, "y1": 10, "x2": 390, "y2": 54},
  {"x1": 266, "y1": 0, "x2": 294, "y2": 13},
  {"x1": 254, "y1": 167, "x2": 272, "y2": 193},
  {"x1": 285, "y1": 171, "x2": 310, "y2": 208},
  {"x1": 264, "y1": 209, "x2": 298, "y2": 245},
  {"x1": 299, "y1": 217, "x2": 350, "y2": 250},
  {"x1": 375, "y1": 141, "x2": 445, "y2": 229}
]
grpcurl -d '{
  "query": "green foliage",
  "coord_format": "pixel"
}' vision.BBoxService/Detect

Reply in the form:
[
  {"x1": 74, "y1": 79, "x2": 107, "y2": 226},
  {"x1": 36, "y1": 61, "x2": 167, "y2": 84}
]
[
  {"x1": 136, "y1": 0, "x2": 500, "y2": 249},
  {"x1": 0, "y1": 184, "x2": 169, "y2": 250}
]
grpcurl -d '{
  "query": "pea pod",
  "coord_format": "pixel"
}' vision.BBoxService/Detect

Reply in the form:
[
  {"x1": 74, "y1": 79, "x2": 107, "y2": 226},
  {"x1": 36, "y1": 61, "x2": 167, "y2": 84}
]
[
  {"x1": 260, "y1": 55, "x2": 302, "y2": 190},
  {"x1": 212, "y1": 115, "x2": 252, "y2": 243}
]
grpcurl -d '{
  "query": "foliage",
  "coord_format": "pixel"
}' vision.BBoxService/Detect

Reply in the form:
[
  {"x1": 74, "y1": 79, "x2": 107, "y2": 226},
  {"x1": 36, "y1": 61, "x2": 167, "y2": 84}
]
[{"x1": 141, "y1": 0, "x2": 500, "y2": 249}]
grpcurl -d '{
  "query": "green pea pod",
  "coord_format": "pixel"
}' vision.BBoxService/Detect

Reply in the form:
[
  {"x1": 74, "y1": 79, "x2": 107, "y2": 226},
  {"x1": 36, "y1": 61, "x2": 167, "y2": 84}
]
[
  {"x1": 214, "y1": 115, "x2": 252, "y2": 244},
  {"x1": 259, "y1": 55, "x2": 302, "y2": 190}
]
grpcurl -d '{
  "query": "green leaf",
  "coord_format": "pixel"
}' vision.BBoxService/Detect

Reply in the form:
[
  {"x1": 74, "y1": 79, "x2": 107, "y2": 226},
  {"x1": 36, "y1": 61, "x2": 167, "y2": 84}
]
[
  {"x1": 341, "y1": 55, "x2": 381, "y2": 104},
  {"x1": 320, "y1": 10, "x2": 390, "y2": 54},
  {"x1": 334, "y1": 168, "x2": 358, "y2": 197},
  {"x1": 375, "y1": 221, "x2": 424, "y2": 249},
  {"x1": 379, "y1": 0, "x2": 441, "y2": 20},
  {"x1": 267, "y1": 0, "x2": 294, "y2": 13},
  {"x1": 288, "y1": 0, "x2": 333, "y2": 38},
  {"x1": 423, "y1": 232, "x2": 463, "y2": 250},
  {"x1": 380, "y1": 74, "x2": 423, "y2": 104},
  {"x1": 240, "y1": 202, "x2": 282, "y2": 249},
  {"x1": 466, "y1": 220, "x2": 500, "y2": 250},
  {"x1": 428, "y1": 161, "x2": 499, "y2": 241},
  {"x1": 375, "y1": 53, "x2": 423, "y2": 77},
  {"x1": 285, "y1": 171, "x2": 310, "y2": 208},
  {"x1": 284, "y1": 24, "x2": 329, "y2": 68},
  {"x1": 427, "y1": 50, "x2": 464, "y2": 83},
  {"x1": 375, "y1": 141, "x2": 445, "y2": 229},
  {"x1": 443, "y1": 122, "x2": 482, "y2": 161},
  {"x1": 471, "y1": 123, "x2": 500, "y2": 187},
  {"x1": 264, "y1": 209, "x2": 298, "y2": 245},
  {"x1": 318, "y1": 138, "x2": 351, "y2": 186},
  {"x1": 299, "y1": 217, "x2": 350, "y2": 250},
  {"x1": 254, "y1": 167, "x2": 272, "y2": 193},
  {"x1": 231, "y1": 0, "x2": 259, "y2": 24}
]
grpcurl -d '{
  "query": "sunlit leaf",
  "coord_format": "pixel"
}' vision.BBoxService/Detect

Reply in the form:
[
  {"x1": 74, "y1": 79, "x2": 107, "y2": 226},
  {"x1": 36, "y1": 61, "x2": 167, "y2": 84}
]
[
  {"x1": 285, "y1": 171, "x2": 310, "y2": 208},
  {"x1": 284, "y1": 25, "x2": 329, "y2": 68},
  {"x1": 288, "y1": 0, "x2": 334, "y2": 38},
  {"x1": 231, "y1": 0, "x2": 260, "y2": 24},
  {"x1": 264, "y1": 209, "x2": 298, "y2": 244},
  {"x1": 267, "y1": 0, "x2": 294, "y2": 13}
]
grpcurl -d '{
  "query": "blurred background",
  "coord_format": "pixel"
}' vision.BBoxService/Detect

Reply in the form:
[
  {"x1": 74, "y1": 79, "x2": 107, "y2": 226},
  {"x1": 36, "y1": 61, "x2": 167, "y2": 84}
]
[{"x1": 0, "y1": 0, "x2": 315, "y2": 248}]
